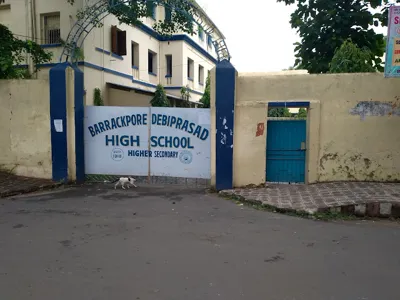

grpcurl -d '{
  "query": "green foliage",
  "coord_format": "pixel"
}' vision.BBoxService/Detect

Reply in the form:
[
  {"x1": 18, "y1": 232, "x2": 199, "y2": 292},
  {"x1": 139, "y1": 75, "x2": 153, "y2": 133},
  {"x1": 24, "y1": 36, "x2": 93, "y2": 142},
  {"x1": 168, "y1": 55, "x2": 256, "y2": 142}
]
[
  {"x1": 297, "y1": 108, "x2": 307, "y2": 119},
  {"x1": 268, "y1": 107, "x2": 291, "y2": 117},
  {"x1": 151, "y1": 84, "x2": 170, "y2": 107},
  {"x1": 60, "y1": 38, "x2": 85, "y2": 61},
  {"x1": 277, "y1": 0, "x2": 388, "y2": 73},
  {"x1": 0, "y1": 24, "x2": 52, "y2": 79},
  {"x1": 71, "y1": 0, "x2": 196, "y2": 37},
  {"x1": 179, "y1": 85, "x2": 191, "y2": 107},
  {"x1": 329, "y1": 39, "x2": 376, "y2": 73},
  {"x1": 200, "y1": 76, "x2": 210, "y2": 108},
  {"x1": 93, "y1": 88, "x2": 104, "y2": 106}
]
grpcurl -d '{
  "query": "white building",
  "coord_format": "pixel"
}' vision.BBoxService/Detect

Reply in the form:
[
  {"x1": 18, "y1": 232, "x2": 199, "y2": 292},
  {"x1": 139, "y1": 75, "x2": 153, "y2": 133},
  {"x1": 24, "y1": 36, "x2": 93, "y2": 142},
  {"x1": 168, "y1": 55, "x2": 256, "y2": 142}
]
[{"x1": 0, "y1": 0, "x2": 224, "y2": 106}]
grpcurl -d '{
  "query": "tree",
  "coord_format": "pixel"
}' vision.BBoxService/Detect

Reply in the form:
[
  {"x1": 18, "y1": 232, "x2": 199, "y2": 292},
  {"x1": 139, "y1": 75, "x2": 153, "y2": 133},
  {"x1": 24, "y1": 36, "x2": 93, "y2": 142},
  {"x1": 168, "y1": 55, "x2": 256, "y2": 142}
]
[
  {"x1": 200, "y1": 76, "x2": 210, "y2": 108},
  {"x1": 268, "y1": 108, "x2": 291, "y2": 117},
  {"x1": 329, "y1": 39, "x2": 376, "y2": 73},
  {"x1": 297, "y1": 108, "x2": 307, "y2": 119},
  {"x1": 0, "y1": 24, "x2": 52, "y2": 79},
  {"x1": 179, "y1": 85, "x2": 191, "y2": 107},
  {"x1": 93, "y1": 88, "x2": 104, "y2": 106},
  {"x1": 276, "y1": 0, "x2": 388, "y2": 74},
  {"x1": 151, "y1": 84, "x2": 170, "y2": 107},
  {"x1": 68, "y1": 0, "x2": 196, "y2": 37}
]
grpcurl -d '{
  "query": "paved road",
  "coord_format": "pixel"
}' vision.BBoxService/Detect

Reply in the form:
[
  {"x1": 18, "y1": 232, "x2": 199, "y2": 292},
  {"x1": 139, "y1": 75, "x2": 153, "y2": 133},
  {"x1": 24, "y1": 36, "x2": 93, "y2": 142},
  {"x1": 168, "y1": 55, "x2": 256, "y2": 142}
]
[{"x1": 0, "y1": 184, "x2": 399, "y2": 300}]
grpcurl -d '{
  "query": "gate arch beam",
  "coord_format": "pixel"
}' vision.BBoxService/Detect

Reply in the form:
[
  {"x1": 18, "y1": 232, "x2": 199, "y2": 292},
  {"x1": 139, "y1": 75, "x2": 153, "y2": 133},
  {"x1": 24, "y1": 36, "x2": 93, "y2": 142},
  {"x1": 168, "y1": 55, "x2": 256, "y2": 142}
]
[{"x1": 60, "y1": 0, "x2": 230, "y2": 63}]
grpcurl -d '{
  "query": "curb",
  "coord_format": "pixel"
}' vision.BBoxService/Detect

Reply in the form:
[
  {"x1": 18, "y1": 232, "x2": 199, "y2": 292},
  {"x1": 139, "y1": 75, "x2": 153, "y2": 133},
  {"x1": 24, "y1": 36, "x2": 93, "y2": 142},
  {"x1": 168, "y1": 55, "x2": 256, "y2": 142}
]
[
  {"x1": 219, "y1": 191, "x2": 400, "y2": 219},
  {"x1": 0, "y1": 183, "x2": 64, "y2": 199},
  {"x1": 316, "y1": 202, "x2": 400, "y2": 218}
]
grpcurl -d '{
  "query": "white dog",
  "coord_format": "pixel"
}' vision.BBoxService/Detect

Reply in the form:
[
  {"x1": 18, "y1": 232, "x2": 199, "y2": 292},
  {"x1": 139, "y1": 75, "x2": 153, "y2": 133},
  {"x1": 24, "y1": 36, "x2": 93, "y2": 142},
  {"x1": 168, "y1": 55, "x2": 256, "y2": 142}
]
[{"x1": 113, "y1": 176, "x2": 137, "y2": 189}]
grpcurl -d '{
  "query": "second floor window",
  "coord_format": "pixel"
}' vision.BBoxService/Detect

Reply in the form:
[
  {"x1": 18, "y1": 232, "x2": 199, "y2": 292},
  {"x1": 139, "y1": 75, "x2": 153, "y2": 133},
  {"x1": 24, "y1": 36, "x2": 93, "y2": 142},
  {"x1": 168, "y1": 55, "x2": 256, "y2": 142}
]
[
  {"x1": 148, "y1": 50, "x2": 157, "y2": 74},
  {"x1": 166, "y1": 55, "x2": 172, "y2": 77},
  {"x1": 41, "y1": 13, "x2": 61, "y2": 44},
  {"x1": 198, "y1": 27, "x2": 204, "y2": 41},
  {"x1": 199, "y1": 65, "x2": 204, "y2": 85},
  {"x1": 165, "y1": 7, "x2": 172, "y2": 22},
  {"x1": 147, "y1": 1, "x2": 156, "y2": 19},
  {"x1": 187, "y1": 58, "x2": 194, "y2": 79},
  {"x1": 131, "y1": 41, "x2": 139, "y2": 68},
  {"x1": 208, "y1": 35, "x2": 213, "y2": 47}
]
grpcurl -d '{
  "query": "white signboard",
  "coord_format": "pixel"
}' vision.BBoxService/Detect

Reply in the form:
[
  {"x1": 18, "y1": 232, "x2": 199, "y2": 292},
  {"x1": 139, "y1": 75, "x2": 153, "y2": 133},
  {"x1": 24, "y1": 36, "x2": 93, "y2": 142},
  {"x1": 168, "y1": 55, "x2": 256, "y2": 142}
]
[{"x1": 84, "y1": 106, "x2": 211, "y2": 179}]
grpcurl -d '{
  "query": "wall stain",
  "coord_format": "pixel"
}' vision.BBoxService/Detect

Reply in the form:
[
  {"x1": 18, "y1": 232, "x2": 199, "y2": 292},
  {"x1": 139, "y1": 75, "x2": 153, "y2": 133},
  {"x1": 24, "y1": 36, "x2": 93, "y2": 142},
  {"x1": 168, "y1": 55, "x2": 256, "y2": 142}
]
[
  {"x1": 349, "y1": 101, "x2": 400, "y2": 120},
  {"x1": 320, "y1": 151, "x2": 396, "y2": 181},
  {"x1": 364, "y1": 158, "x2": 371, "y2": 169},
  {"x1": 349, "y1": 154, "x2": 361, "y2": 162},
  {"x1": 319, "y1": 153, "x2": 338, "y2": 170}
]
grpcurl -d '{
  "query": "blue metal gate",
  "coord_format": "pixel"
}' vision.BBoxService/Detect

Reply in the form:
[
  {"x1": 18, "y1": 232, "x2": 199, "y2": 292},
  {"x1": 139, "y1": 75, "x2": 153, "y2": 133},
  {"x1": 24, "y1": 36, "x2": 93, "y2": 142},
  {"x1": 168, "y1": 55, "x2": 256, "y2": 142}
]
[{"x1": 266, "y1": 120, "x2": 306, "y2": 183}]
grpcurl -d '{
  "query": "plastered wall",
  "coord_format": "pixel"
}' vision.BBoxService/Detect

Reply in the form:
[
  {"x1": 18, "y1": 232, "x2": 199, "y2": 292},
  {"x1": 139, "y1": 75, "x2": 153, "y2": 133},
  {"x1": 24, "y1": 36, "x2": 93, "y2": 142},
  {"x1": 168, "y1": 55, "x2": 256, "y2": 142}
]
[
  {"x1": 231, "y1": 72, "x2": 400, "y2": 186},
  {"x1": 0, "y1": 80, "x2": 52, "y2": 178}
]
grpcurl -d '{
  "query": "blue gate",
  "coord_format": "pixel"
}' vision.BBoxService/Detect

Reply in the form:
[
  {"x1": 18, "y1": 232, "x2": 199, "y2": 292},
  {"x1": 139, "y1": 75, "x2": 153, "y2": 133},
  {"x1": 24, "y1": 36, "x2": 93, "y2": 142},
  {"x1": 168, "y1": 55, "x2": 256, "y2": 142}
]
[{"x1": 266, "y1": 120, "x2": 306, "y2": 183}]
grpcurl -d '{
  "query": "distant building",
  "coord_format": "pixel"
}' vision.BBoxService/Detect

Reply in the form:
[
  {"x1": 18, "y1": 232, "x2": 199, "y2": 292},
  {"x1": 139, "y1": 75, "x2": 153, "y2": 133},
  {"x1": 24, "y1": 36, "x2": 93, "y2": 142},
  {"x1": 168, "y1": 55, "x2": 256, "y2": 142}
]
[{"x1": 0, "y1": 0, "x2": 224, "y2": 107}]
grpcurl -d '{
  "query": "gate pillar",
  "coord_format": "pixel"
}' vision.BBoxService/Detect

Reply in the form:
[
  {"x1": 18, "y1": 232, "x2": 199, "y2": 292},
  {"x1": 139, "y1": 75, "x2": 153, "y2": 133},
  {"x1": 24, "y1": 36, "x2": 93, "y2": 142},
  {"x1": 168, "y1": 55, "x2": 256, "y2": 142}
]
[
  {"x1": 211, "y1": 60, "x2": 237, "y2": 190},
  {"x1": 49, "y1": 63, "x2": 85, "y2": 183}
]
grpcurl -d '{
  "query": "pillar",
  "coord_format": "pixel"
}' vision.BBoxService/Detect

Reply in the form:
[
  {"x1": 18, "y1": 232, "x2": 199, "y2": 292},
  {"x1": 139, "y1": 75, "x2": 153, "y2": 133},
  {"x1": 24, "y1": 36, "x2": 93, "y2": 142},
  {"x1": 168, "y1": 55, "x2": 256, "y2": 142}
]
[{"x1": 212, "y1": 60, "x2": 237, "y2": 190}]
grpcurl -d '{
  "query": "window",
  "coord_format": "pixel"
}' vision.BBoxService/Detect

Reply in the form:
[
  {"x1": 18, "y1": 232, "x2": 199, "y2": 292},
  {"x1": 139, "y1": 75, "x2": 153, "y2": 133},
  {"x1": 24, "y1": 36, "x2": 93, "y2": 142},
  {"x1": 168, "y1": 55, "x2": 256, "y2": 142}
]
[
  {"x1": 111, "y1": 25, "x2": 127, "y2": 56},
  {"x1": 148, "y1": 50, "x2": 157, "y2": 74},
  {"x1": 165, "y1": 7, "x2": 172, "y2": 22},
  {"x1": 0, "y1": 0, "x2": 11, "y2": 10},
  {"x1": 147, "y1": 1, "x2": 156, "y2": 19},
  {"x1": 198, "y1": 27, "x2": 204, "y2": 41},
  {"x1": 131, "y1": 41, "x2": 139, "y2": 68},
  {"x1": 166, "y1": 55, "x2": 172, "y2": 77},
  {"x1": 207, "y1": 35, "x2": 213, "y2": 47},
  {"x1": 41, "y1": 12, "x2": 61, "y2": 44},
  {"x1": 198, "y1": 65, "x2": 204, "y2": 85},
  {"x1": 187, "y1": 58, "x2": 194, "y2": 80}
]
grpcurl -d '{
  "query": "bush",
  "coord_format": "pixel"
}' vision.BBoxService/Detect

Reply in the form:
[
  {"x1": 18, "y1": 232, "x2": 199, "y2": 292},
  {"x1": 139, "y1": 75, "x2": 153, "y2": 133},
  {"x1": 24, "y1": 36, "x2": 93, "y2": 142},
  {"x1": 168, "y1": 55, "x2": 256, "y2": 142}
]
[{"x1": 93, "y1": 88, "x2": 104, "y2": 106}]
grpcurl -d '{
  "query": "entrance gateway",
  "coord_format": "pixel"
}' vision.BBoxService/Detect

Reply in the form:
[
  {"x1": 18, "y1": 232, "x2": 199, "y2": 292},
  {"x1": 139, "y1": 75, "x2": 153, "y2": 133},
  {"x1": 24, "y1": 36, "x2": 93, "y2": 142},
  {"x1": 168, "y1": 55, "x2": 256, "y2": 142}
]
[
  {"x1": 84, "y1": 106, "x2": 211, "y2": 179},
  {"x1": 266, "y1": 119, "x2": 306, "y2": 183}
]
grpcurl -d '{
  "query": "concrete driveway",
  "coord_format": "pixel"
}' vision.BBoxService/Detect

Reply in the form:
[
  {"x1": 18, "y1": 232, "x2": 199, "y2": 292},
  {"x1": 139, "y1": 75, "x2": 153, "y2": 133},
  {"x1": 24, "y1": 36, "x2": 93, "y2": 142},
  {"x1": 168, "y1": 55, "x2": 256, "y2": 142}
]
[{"x1": 0, "y1": 184, "x2": 399, "y2": 300}]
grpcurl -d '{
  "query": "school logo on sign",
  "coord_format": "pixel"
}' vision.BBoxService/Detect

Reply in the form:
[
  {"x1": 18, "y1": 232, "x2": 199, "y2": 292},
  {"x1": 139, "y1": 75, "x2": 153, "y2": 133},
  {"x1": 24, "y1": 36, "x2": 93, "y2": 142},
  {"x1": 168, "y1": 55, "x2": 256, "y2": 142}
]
[
  {"x1": 179, "y1": 150, "x2": 193, "y2": 164},
  {"x1": 111, "y1": 148, "x2": 124, "y2": 161}
]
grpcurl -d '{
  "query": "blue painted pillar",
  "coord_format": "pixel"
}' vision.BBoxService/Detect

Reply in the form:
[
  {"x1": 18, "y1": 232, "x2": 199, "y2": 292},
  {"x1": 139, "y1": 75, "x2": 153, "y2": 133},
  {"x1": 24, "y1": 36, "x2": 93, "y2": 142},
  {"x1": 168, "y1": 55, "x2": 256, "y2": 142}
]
[
  {"x1": 49, "y1": 63, "x2": 69, "y2": 182},
  {"x1": 72, "y1": 65, "x2": 85, "y2": 183},
  {"x1": 49, "y1": 63, "x2": 85, "y2": 183},
  {"x1": 215, "y1": 60, "x2": 236, "y2": 190}
]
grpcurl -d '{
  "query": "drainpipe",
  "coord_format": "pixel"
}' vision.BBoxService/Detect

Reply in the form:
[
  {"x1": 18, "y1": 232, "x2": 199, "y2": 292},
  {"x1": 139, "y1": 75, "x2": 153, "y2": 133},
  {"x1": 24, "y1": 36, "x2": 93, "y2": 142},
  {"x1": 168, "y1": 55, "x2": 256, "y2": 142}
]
[
  {"x1": 31, "y1": 0, "x2": 37, "y2": 78},
  {"x1": 25, "y1": 0, "x2": 29, "y2": 69},
  {"x1": 27, "y1": 0, "x2": 34, "y2": 76}
]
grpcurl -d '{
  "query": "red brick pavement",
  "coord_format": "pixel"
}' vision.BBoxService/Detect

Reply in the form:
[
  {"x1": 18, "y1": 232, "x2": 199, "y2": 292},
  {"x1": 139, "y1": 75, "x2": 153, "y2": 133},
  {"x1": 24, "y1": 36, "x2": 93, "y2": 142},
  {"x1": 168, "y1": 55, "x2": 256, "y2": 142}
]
[{"x1": 221, "y1": 182, "x2": 400, "y2": 217}]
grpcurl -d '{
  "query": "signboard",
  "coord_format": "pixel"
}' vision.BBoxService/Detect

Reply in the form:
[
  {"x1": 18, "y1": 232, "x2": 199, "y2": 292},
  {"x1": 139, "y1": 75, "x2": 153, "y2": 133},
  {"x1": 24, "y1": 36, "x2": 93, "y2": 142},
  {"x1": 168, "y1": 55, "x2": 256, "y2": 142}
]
[
  {"x1": 84, "y1": 106, "x2": 211, "y2": 179},
  {"x1": 385, "y1": 5, "x2": 400, "y2": 77}
]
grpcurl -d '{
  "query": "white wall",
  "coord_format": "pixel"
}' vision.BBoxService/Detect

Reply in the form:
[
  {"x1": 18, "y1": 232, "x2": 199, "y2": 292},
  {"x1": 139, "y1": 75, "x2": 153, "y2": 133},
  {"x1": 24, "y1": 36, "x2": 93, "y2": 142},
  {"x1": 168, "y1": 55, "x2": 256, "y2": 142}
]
[{"x1": 2, "y1": 0, "x2": 219, "y2": 103}]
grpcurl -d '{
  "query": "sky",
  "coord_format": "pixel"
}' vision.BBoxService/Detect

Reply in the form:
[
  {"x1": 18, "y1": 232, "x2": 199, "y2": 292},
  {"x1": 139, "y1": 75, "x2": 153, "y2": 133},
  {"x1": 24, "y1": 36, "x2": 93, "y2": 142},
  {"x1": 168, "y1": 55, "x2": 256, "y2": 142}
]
[{"x1": 196, "y1": 0, "x2": 390, "y2": 73}]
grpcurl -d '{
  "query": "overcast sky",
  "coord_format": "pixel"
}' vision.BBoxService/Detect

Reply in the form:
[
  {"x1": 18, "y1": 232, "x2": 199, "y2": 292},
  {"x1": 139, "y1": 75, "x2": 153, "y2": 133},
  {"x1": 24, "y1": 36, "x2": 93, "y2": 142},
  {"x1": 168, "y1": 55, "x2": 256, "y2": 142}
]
[{"x1": 196, "y1": 0, "x2": 389, "y2": 73}]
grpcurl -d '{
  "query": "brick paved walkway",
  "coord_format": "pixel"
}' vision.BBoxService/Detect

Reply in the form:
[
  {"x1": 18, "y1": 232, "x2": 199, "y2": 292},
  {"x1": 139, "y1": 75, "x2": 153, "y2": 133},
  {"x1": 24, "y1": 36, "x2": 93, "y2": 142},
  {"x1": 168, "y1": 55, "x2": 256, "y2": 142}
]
[
  {"x1": 0, "y1": 172, "x2": 59, "y2": 198},
  {"x1": 221, "y1": 182, "x2": 400, "y2": 215}
]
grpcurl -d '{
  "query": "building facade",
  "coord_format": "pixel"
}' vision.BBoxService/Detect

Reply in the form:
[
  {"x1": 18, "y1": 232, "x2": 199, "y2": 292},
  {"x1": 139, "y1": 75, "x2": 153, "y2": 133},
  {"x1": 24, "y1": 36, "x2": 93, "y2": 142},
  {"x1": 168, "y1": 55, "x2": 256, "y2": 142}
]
[{"x1": 0, "y1": 0, "x2": 222, "y2": 106}]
